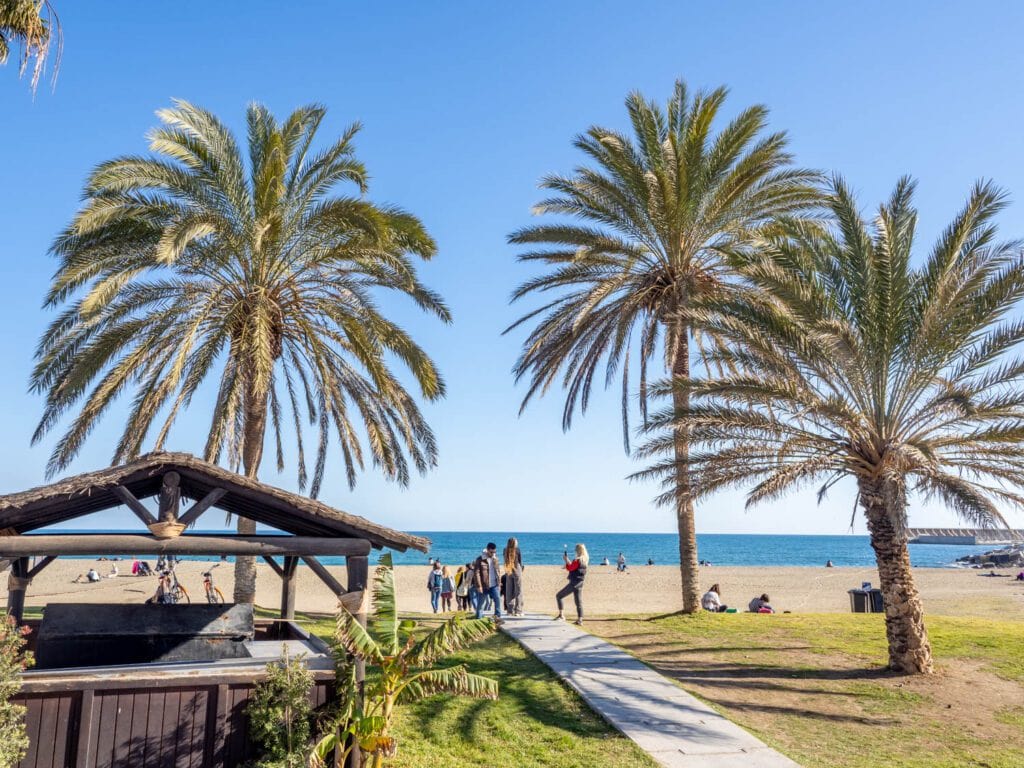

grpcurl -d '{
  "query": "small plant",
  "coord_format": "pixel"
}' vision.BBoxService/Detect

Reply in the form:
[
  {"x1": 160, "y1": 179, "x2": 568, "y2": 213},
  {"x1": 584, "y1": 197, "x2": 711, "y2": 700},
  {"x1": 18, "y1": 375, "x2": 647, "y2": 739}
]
[
  {"x1": 311, "y1": 554, "x2": 498, "y2": 767},
  {"x1": 246, "y1": 646, "x2": 314, "y2": 768},
  {"x1": 0, "y1": 616, "x2": 32, "y2": 768}
]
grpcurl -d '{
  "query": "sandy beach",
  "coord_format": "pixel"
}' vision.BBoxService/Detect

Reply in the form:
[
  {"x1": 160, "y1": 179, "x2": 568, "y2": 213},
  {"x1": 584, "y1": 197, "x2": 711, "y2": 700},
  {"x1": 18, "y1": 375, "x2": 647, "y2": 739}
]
[{"x1": 15, "y1": 559, "x2": 1024, "y2": 620}]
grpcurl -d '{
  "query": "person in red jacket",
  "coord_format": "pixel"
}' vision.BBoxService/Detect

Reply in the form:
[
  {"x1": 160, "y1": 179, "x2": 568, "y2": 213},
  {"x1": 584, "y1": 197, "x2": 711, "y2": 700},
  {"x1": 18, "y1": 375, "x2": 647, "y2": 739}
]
[{"x1": 554, "y1": 543, "x2": 589, "y2": 625}]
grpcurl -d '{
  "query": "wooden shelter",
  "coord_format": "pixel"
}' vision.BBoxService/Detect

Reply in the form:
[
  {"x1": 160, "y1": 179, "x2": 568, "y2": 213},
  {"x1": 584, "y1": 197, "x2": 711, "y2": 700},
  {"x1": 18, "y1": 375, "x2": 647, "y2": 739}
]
[
  {"x1": 0, "y1": 452, "x2": 429, "y2": 768},
  {"x1": 0, "y1": 451, "x2": 428, "y2": 623}
]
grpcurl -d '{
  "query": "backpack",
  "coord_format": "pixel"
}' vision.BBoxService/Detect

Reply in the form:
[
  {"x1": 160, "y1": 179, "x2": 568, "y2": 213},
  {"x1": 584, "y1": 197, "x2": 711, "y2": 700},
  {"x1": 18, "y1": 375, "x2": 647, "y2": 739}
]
[{"x1": 429, "y1": 571, "x2": 443, "y2": 591}]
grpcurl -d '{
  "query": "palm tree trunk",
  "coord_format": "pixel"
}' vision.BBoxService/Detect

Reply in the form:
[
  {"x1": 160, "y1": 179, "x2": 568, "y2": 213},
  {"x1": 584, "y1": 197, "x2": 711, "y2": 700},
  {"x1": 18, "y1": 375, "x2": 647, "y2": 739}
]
[
  {"x1": 859, "y1": 479, "x2": 933, "y2": 674},
  {"x1": 233, "y1": 384, "x2": 268, "y2": 604},
  {"x1": 671, "y1": 326, "x2": 701, "y2": 614}
]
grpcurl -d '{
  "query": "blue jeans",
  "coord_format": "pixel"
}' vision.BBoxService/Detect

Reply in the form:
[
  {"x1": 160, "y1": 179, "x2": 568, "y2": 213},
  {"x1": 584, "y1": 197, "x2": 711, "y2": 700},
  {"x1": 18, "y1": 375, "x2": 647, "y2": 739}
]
[
  {"x1": 475, "y1": 585, "x2": 501, "y2": 619},
  {"x1": 430, "y1": 589, "x2": 441, "y2": 613}
]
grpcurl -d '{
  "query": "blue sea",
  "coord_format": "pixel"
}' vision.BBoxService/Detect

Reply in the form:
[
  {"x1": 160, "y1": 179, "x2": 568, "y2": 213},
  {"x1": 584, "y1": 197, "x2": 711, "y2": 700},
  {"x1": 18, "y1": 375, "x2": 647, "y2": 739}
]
[
  {"x1": 41, "y1": 530, "x2": 993, "y2": 569},
  {"x1": 385, "y1": 532, "x2": 990, "y2": 569}
]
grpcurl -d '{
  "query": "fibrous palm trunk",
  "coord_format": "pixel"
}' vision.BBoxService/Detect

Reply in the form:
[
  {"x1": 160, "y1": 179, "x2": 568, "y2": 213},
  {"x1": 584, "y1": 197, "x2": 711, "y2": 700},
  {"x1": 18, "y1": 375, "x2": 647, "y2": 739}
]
[
  {"x1": 233, "y1": 384, "x2": 268, "y2": 604},
  {"x1": 671, "y1": 324, "x2": 701, "y2": 613},
  {"x1": 860, "y1": 479, "x2": 933, "y2": 674}
]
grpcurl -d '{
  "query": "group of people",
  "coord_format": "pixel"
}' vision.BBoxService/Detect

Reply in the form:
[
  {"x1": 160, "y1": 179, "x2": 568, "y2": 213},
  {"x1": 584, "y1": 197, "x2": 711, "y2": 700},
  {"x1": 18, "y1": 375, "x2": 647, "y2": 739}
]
[
  {"x1": 701, "y1": 583, "x2": 776, "y2": 614},
  {"x1": 73, "y1": 555, "x2": 162, "y2": 584},
  {"x1": 425, "y1": 539, "x2": 592, "y2": 624},
  {"x1": 427, "y1": 538, "x2": 526, "y2": 620}
]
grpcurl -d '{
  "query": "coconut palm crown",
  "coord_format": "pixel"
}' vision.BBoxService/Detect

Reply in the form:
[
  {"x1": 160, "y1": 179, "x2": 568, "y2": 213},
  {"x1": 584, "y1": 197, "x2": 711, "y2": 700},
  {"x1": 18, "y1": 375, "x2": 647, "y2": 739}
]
[
  {"x1": 31, "y1": 101, "x2": 450, "y2": 600},
  {"x1": 506, "y1": 80, "x2": 821, "y2": 612},
  {"x1": 638, "y1": 177, "x2": 1024, "y2": 673}
]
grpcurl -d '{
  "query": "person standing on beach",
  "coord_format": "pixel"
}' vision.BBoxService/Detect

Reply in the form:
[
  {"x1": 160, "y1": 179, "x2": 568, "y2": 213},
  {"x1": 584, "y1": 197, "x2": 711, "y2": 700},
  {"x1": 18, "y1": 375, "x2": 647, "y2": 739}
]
[
  {"x1": 617, "y1": 552, "x2": 627, "y2": 572},
  {"x1": 473, "y1": 543, "x2": 503, "y2": 620},
  {"x1": 440, "y1": 565, "x2": 456, "y2": 612},
  {"x1": 502, "y1": 537, "x2": 525, "y2": 616},
  {"x1": 454, "y1": 565, "x2": 470, "y2": 610},
  {"x1": 427, "y1": 560, "x2": 444, "y2": 613},
  {"x1": 554, "y1": 543, "x2": 588, "y2": 624}
]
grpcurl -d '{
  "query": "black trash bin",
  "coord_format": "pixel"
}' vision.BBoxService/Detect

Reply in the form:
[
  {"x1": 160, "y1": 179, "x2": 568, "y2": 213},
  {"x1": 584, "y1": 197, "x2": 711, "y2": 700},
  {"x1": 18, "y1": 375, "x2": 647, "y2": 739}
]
[
  {"x1": 868, "y1": 588, "x2": 884, "y2": 613},
  {"x1": 848, "y1": 588, "x2": 870, "y2": 613}
]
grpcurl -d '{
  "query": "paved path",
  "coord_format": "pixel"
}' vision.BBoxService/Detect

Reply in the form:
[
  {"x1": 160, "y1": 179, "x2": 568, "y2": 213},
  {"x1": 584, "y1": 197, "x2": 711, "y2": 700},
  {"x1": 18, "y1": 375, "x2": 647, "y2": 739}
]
[{"x1": 501, "y1": 615, "x2": 800, "y2": 768}]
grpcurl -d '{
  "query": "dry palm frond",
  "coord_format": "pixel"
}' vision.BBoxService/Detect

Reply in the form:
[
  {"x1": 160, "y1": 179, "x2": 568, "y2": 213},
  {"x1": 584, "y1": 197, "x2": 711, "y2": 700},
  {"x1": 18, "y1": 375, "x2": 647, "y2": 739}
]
[{"x1": 0, "y1": 0, "x2": 61, "y2": 93}]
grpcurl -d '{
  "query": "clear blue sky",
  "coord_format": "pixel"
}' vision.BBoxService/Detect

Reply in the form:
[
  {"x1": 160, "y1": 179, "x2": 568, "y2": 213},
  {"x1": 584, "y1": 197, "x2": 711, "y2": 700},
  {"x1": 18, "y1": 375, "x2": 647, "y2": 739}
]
[{"x1": 2, "y1": 1, "x2": 1024, "y2": 534}]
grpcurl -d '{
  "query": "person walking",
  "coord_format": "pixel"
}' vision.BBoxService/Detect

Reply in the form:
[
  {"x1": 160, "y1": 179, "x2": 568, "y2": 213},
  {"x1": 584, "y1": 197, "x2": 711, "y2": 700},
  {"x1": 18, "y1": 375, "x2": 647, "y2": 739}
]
[
  {"x1": 440, "y1": 565, "x2": 456, "y2": 612},
  {"x1": 554, "y1": 543, "x2": 588, "y2": 625},
  {"x1": 473, "y1": 543, "x2": 503, "y2": 620},
  {"x1": 454, "y1": 565, "x2": 470, "y2": 610},
  {"x1": 502, "y1": 537, "x2": 525, "y2": 616},
  {"x1": 427, "y1": 560, "x2": 444, "y2": 614}
]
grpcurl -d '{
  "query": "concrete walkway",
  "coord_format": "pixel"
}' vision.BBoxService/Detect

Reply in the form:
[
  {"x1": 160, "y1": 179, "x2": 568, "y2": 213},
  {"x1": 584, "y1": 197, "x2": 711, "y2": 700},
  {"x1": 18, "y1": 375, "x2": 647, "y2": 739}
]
[{"x1": 501, "y1": 615, "x2": 800, "y2": 768}]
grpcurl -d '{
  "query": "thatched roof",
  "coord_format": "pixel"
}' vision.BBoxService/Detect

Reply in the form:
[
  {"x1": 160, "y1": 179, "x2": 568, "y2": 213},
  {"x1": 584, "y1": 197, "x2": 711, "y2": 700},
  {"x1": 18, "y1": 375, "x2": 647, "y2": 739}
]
[{"x1": 0, "y1": 452, "x2": 429, "y2": 553}]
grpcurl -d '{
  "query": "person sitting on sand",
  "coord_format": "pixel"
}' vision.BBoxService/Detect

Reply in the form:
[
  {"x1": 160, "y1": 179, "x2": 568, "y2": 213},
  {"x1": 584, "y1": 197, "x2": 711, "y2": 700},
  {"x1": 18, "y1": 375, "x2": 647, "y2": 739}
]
[
  {"x1": 748, "y1": 593, "x2": 775, "y2": 613},
  {"x1": 702, "y1": 583, "x2": 728, "y2": 612},
  {"x1": 1017, "y1": 570, "x2": 1024, "y2": 582},
  {"x1": 647, "y1": 557, "x2": 655, "y2": 566},
  {"x1": 86, "y1": 568, "x2": 101, "y2": 583},
  {"x1": 137, "y1": 561, "x2": 153, "y2": 576},
  {"x1": 601, "y1": 557, "x2": 610, "y2": 566},
  {"x1": 826, "y1": 560, "x2": 834, "y2": 568}
]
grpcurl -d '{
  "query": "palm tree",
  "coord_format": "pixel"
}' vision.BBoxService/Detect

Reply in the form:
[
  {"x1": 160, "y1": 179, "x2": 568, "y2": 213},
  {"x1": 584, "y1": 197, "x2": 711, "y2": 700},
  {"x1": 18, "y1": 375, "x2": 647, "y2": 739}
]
[
  {"x1": 0, "y1": 0, "x2": 60, "y2": 93},
  {"x1": 506, "y1": 80, "x2": 821, "y2": 612},
  {"x1": 32, "y1": 101, "x2": 450, "y2": 602},
  {"x1": 638, "y1": 177, "x2": 1024, "y2": 673}
]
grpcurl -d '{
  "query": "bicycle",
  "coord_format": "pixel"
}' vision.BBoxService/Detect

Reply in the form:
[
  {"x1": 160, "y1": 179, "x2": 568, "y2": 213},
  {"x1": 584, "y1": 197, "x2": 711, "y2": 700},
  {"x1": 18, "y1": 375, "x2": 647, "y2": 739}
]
[
  {"x1": 149, "y1": 564, "x2": 190, "y2": 604},
  {"x1": 202, "y1": 563, "x2": 225, "y2": 604}
]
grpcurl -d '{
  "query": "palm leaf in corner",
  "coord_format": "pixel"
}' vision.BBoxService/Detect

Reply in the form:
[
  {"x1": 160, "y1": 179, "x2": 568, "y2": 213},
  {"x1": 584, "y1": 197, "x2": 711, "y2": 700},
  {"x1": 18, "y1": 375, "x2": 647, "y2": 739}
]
[
  {"x1": 368, "y1": 553, "x2": 400, "y2": 655},
  {"x1": 407, "y1": 614, "x2": 495, "y2": 667},
  {"x1": 400, "y1": 665, "x2": 499, "y2": 702},
  {"x1": 334, "y1": 607, "x2": 382, "y2": 665}
]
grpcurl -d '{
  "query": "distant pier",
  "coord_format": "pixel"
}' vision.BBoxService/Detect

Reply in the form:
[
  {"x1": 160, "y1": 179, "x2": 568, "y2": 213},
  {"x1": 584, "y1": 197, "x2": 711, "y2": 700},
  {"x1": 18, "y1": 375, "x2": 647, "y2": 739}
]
[{"x1": 908, "y1": 528, "x2": 1024, "y2": 545}]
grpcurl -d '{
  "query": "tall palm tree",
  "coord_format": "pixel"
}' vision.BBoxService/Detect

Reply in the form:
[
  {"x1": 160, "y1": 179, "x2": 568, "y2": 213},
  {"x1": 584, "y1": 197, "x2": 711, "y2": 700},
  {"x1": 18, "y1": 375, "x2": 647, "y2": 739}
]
[
  {"x1": 0, "y1": 0, "x2": 59, "y2": 93},
  {"x1": 638, "y1": 177, "x2": 1024, "y2": 673},
  {"x1": 32, "y1": 101, "x2": 450, "y2": 602},
  {"x1": 506, "y1": 80, "x2": 821, "y2": 612}
]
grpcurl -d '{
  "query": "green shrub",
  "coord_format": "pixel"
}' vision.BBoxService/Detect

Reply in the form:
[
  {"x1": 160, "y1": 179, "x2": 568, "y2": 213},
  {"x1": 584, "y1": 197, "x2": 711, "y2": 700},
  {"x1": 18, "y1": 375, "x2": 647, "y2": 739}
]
[
  {"x1": 246, "y1": 646, "x2": 314, "y2": 768},
  {"x1": 0, "y1": 616, "x2": 32, "y2": 768}
]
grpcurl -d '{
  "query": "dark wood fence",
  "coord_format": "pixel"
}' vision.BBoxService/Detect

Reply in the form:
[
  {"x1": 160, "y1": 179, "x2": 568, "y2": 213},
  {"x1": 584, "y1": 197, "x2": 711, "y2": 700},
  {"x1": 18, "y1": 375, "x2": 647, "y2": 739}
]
[{"x1": 17, "y1": 670, "x2": 334, "y2": 768}]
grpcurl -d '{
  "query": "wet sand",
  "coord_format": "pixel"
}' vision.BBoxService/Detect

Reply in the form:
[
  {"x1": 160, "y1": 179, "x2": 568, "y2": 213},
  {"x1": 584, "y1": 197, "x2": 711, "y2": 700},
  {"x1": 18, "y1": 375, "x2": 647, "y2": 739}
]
[{"x1": 17, "y1": 560, "x2": 1024, "y2": 619}]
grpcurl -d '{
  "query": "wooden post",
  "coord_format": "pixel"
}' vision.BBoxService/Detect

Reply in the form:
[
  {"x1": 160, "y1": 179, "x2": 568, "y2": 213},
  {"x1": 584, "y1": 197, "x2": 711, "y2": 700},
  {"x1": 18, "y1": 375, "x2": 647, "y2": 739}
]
[
  {"x1": 280, "y1": 555, "x2": 298, "y2": 622},
  {"x1": 158, "y1": 471, "x2": 181, "y2": 523},
  {"x1": 7, "y1": 557, "x2": 30, "y2": 625},
  {"x1": 344, "y1": 554, "x2": 368, "y2": 768}
]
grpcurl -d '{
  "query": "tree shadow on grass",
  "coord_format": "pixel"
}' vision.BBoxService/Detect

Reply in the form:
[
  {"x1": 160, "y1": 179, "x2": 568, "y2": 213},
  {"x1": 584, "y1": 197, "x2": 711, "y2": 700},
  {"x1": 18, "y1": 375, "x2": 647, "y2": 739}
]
[{"x1": 401, "y1": 633, "x2": 627, "y2": 744}]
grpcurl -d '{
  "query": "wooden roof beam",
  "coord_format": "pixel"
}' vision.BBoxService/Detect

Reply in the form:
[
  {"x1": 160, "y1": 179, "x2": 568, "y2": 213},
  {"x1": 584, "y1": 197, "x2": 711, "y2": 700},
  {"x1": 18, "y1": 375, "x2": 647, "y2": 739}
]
[
  {"x1": 111, "y1": 485, "x2": 157, "y2": 526},
  {"x1": 178, "y1": 488, "x2": 227, "y2": 528},
  {"x1": 0, "y1": 535, "x2": 372, "y2": 558}
]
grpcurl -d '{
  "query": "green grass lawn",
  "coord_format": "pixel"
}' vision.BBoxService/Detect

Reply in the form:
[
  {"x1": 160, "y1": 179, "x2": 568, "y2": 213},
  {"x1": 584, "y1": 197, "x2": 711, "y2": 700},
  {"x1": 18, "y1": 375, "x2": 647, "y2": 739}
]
[
  {"x1": 299, "y1": 613, "x2": 656, "y2": 767},
  {"x1": 589, "y1": 612, "x2": 1024, "y2": 768}
]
